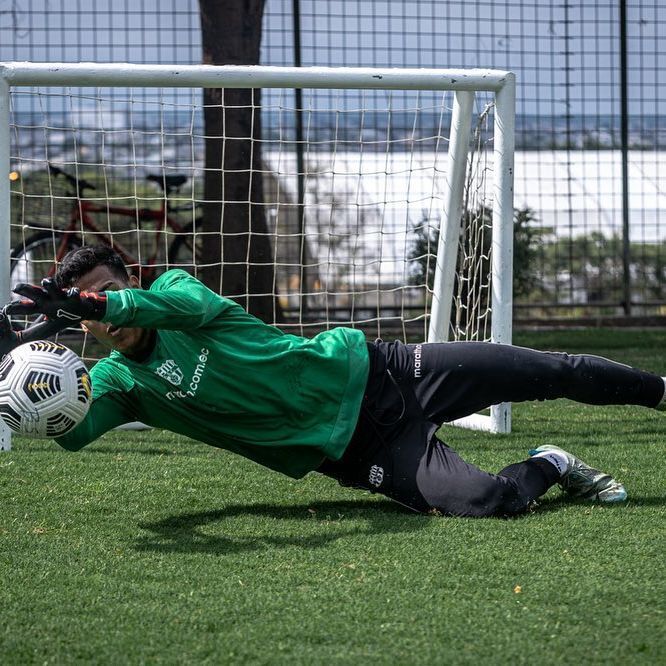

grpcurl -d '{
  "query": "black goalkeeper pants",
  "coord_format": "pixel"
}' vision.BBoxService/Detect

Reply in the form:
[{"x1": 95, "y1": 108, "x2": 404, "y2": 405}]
[{"x1": 317, "y1": 340, "x2": 664, "y2": 517}]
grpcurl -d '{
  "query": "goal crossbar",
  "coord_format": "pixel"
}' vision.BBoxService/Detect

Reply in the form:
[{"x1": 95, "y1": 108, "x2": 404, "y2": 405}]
[{"x1": 0, "y1": 62, "x2": 513, "y2": 92}]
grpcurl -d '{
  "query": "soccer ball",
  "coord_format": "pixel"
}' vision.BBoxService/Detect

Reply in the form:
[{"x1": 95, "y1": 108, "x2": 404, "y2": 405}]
[{"x1": 0, "y1": 341, "x2": 91, "y2": 438}]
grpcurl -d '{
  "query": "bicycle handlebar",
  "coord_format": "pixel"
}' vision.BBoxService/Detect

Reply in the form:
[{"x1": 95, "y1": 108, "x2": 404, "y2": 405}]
[
  {"x1": 48, "y1": 163, "x2": 96, "y2": 195},
  {"x1": 48, "y1": 163, "x2": 191, "y2": 198}
]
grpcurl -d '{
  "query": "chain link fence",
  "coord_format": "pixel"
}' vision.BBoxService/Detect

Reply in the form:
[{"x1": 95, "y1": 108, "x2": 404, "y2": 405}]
[{"x1": 2, "y1": 0, "x2": 664, "y2": 324}]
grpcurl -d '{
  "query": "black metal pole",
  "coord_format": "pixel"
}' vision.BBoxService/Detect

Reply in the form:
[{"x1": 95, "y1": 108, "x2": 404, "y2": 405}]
[
  {"x1": 292, "y1": 0, "x2": 308, "y2": 317},
  {"x1": 563, "y1": 1, "x2": 575, "y2": 301},
  {"x1": 619, "y1": 0, "x2": 631, "y2": 316}
]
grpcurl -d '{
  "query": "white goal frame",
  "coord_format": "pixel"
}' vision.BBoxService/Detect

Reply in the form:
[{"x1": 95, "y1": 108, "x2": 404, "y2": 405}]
[{"x1": 0, "y1": 62, "x2": 515, "y2": 451}]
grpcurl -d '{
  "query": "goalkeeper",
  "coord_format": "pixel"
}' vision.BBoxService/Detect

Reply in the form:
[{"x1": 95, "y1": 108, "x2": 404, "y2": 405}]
[{"x1": 3, "y1": 245, "x2": 665, "y2": 517}]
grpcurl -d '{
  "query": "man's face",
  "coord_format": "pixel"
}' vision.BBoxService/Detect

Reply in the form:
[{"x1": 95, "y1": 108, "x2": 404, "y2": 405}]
[{"x1": 74, "y1": 264, "x2": 149, "y2": 356}]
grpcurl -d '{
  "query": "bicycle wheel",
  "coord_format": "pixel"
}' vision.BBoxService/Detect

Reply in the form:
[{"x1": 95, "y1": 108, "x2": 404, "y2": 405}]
[
  {"x1": 167, "y1": 222, "x2": 202, "y2": 277},
  {"x1": 10, "y1": 230, "x2": 81, "y2": 291}
]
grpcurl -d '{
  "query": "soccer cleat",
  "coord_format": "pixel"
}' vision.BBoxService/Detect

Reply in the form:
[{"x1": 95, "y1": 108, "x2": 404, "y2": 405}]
[{"x1": 529, "y1": 444, "x2": 627, "y2": 503}]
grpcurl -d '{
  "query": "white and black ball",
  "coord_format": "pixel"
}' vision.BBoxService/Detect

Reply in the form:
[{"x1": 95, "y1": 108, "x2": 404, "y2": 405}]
[{"x1": 0, "y1": 341, "x2": 91, "y2": 438}]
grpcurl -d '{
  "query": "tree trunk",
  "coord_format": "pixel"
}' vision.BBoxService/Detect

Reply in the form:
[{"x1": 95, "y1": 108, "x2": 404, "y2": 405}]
[{"x1": 198, "y1": 0, "x2": 282, "y2": 322}]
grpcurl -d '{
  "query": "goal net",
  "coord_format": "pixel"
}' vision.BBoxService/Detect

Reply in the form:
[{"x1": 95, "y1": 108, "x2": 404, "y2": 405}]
[{"x1": 0, "y1": 64, "x2": 515, "y2": 449}]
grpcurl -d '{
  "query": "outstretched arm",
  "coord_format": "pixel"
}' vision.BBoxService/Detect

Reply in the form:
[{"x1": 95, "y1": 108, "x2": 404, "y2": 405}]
[
  {"x1": 6, "y1": 271, "x2": 231, "y2": 332},
  {"x1": 55, "y1": 390, "x2": 137, "y2": 451},
  {"x1": 99, "y1": 270, "x2": 229, "y2": 330}
]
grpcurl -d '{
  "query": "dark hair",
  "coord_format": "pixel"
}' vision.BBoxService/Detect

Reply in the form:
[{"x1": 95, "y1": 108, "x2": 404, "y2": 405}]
[{"x1": 55, "y1": 244, "x2": 130, "y2": 288}]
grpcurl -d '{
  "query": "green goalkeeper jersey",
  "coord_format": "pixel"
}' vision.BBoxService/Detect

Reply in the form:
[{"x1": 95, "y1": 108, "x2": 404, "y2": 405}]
[{"x1": 55, "y1": 270, "x2": 370, "y2": 478}]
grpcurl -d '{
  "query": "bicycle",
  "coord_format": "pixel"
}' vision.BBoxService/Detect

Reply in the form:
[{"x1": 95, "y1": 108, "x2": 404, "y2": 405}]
[{"x1": 10, "y1": 164, "x2": 201, "y2": 289}]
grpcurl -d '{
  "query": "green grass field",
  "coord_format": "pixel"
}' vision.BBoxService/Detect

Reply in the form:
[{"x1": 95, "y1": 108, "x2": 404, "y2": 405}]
[{"x1": 1, "y1": 330, "x2": 664, "y2": 665}]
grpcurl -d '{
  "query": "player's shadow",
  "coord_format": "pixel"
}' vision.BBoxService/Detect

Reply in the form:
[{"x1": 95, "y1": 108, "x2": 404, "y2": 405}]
[
  {"x1": 133, "y1": 499, "x2": 427, "y2": 556},
  {"x1": 133, "y1": 494, "x2": 666, "y2": 557}
]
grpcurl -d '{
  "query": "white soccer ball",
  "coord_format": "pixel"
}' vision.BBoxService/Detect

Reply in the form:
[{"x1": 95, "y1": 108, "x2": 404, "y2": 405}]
[{"x1": 0, "y1": 341, "x2": 91, "y2": 438}]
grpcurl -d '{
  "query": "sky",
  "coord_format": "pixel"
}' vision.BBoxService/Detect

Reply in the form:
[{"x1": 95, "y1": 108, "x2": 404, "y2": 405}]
[{"x1": 0, "y1": 0, "x2": 664, "y2": 116}]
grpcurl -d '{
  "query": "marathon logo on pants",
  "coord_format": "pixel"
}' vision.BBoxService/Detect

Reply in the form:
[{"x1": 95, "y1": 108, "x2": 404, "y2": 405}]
[
  {"x1": 413, "y1": 344, "x2": 423, "y2": 378},
  {"x1": 368, "y1": 465, "x2": 384, "y2": 488}
]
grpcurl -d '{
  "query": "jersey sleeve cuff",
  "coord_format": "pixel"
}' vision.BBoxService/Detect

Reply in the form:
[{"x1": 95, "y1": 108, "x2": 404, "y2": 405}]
[{"x1": 100, "y1": 290, "x2": 126, "y2": 324}]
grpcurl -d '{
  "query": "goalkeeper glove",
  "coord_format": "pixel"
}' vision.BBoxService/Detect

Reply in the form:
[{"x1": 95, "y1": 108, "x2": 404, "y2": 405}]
[
  {"x1": 0, "y1": 311, "x2": 74, "y2": 358},
  {"x1": 6, "y1": 278, "x2": 107, "y2": 324},
  {"x1": 0, "y1": 312, "x2": 21, "y2": 358}
]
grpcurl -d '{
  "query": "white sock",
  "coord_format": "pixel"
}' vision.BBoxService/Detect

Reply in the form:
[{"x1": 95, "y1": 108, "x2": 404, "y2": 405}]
[{"x1": 531, "y1": 450, "x2": 569, "y2": 477}]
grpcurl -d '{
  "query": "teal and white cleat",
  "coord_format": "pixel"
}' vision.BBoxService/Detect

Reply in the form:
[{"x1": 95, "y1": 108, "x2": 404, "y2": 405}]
[{"x1": 529, "y1": 444, "x2": 627, "y2": 503}]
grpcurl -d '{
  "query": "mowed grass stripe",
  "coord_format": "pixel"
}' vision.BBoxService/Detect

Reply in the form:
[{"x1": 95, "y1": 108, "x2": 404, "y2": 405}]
[{"x1": 0, "y1": 329, "x2": 664, "y2": 664}]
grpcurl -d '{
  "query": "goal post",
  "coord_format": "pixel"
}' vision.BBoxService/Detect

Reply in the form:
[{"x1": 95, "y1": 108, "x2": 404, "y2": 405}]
[
  {"x1": 0, "y1": 75, "x2": 11, "y2": 451},
  {"x1": 0, "y1": 63, "x2": 515, "y2": 451},
  {"x1": 429, "y1": 85, "x2": 515, "y2": 433}
]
